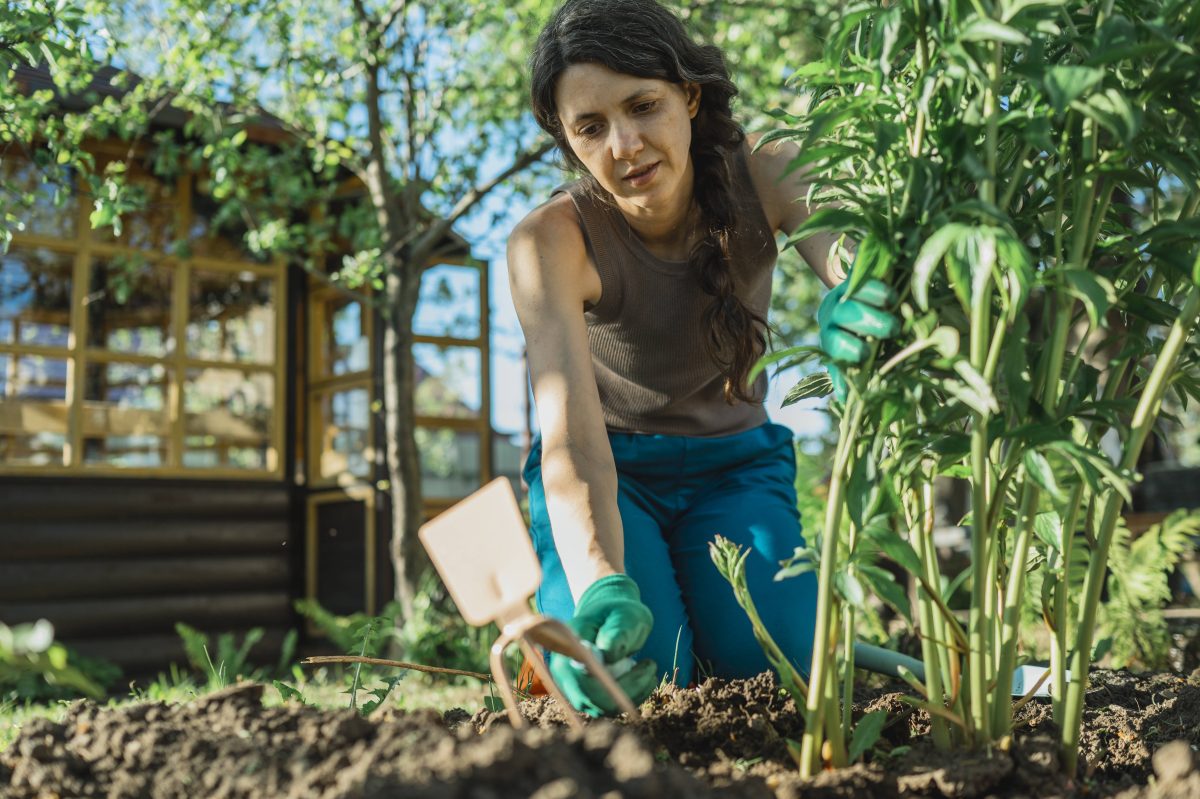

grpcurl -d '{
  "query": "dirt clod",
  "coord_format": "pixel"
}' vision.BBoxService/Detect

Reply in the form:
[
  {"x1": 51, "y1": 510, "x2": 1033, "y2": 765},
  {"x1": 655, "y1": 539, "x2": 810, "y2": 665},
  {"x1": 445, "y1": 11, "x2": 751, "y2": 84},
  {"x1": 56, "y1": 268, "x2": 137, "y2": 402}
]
[{"x1": 1152, "y1": 741, "x2": 1195, "y2": 783}]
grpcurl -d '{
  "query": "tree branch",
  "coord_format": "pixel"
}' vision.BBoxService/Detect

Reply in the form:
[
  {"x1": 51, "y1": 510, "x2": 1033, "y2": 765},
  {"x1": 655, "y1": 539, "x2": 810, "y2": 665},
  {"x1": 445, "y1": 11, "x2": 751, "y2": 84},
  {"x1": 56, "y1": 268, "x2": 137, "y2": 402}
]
[
  {"x1": 363, "y1": 59, "x2": 405, "y2": 242},
  {"x1": 411, "y1": 140, "x2": 555, "y2": 257},
  {"x1": 302, "y1": 655, "x2": 492, "y2": 682},
  {"x1": 380, "y1": 0, "x2": 409, "y2": 38},
  {"x1": 401, "y1": 37, "x2": 423, "y2": 206},
  {"x1": 348, "y1": 0, "x2": 378, "y2": 36}
]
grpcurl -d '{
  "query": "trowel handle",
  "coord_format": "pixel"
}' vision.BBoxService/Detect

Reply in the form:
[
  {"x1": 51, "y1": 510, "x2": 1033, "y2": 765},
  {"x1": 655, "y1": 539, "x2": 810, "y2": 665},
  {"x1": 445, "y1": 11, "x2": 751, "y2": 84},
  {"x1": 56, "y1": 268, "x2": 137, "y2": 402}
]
[
  {"x1": 526, "y1": 621, "x2": 589, "y2": 661},
  {"x1": 525, "y1": 618, "x2": 640, "y2": 719},
  {"x1": 853, "y1": 641, "x2": 927, "y2": 682}
]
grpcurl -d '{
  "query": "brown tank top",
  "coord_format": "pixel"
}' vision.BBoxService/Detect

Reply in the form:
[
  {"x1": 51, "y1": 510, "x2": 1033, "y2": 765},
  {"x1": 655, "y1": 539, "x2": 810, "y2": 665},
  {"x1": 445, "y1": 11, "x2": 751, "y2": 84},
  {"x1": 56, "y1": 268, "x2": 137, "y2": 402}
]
[{"x1": 551, "y1": 143, "x2": 778, "y2": 437}]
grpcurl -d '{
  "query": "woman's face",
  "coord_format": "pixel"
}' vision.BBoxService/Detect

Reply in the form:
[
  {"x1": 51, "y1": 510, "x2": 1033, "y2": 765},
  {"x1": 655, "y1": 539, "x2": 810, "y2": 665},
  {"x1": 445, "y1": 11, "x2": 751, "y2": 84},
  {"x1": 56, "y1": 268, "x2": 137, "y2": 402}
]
[{"x1": 554, "y1": 62, "x2": 700, "y2": 212}]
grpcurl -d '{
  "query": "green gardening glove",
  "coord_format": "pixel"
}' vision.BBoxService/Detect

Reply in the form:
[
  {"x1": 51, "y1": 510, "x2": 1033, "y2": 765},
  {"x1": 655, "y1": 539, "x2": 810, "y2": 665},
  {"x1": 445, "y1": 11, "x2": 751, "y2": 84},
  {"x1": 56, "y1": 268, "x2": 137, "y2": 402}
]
[
  {"x1": 548, "y1": 574, "x2": 659, "y2": 717},
  {"x1": 818, "y1": 278, "x2": 900, "y2": 403}
]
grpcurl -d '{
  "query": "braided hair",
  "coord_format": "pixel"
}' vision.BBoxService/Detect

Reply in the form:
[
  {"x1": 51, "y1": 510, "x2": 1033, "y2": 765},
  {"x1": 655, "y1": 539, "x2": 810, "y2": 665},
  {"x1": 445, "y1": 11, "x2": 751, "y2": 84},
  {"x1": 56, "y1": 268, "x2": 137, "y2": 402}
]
[{"x1": 529, "y1": 0, "x2": 768, "y2": 404}]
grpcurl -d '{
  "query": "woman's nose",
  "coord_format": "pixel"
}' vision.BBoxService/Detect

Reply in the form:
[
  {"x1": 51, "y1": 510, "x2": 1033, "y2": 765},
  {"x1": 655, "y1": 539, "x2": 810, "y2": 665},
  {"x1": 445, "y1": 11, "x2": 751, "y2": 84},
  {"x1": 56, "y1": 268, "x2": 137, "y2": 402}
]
[{"x1": 609, "y1": 122, "x2": 644, "y2": 161}]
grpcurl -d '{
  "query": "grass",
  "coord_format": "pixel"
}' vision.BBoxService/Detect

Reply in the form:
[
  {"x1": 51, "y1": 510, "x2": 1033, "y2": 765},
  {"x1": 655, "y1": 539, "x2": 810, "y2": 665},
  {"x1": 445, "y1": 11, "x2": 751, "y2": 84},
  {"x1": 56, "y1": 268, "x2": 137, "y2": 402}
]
[{"x1": 1, "y1": 670, "x2": 497, "y2": 755}]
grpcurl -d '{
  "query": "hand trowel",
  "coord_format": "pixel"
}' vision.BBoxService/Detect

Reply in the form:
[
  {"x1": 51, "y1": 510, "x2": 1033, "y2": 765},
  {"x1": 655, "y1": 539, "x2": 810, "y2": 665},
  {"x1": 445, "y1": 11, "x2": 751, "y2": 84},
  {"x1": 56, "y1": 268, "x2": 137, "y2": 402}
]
[{"x1": 418, "y1": 477, "x2": 641, "y2": 730}]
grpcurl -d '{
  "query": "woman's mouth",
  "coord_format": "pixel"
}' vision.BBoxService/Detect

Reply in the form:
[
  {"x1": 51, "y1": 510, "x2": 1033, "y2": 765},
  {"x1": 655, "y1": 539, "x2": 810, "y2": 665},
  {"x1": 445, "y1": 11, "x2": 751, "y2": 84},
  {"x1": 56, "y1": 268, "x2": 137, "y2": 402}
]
[{"x1": 624, "y1": 162, "x2": 659, "y2": 187}]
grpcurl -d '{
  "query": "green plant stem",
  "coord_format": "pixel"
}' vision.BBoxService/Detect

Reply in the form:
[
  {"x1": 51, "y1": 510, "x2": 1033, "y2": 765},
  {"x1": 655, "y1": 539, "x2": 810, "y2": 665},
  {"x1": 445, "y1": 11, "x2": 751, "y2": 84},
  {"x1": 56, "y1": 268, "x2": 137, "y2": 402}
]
[
  {"x1": 910, "y1": 0, "x2": 930, "y2": 160},
  {"x1": 990, "y1": 480, "x2": 1041, "y2": 739},
  {"x1": 800, "y1": 399, "x2": 865, "y2": 777},
  {"x1": 1061, "y1": 280, "x2": 1200, "y2": 776},
  {"x1": 823, "y1": 650, "x2": 848, "y2": 767},
  {"x1": 999, "y1": 145, "x2": 1034, "y2": 213},
  {"x1": 713, "y1": 543, "x2": 810, "y2": 700},
  {"x1": 1050, "y1": 482, "x2": 1085, "y2": 722},
  {"x1": 967, "y1": 272, "x2": 996, "y2": 743},
  {"x1": 842, "y1": 607, "x2": 856, "y2": 734},
  {"x1": 913, "y1": 474, "x2": 952, "y2": 748},
  {"x1": 967, "y1": 41, "x2": 1005, "y2": 747},
  {"x1": 1052, "y1": 261, "x2": 1167, "y2": 721}
]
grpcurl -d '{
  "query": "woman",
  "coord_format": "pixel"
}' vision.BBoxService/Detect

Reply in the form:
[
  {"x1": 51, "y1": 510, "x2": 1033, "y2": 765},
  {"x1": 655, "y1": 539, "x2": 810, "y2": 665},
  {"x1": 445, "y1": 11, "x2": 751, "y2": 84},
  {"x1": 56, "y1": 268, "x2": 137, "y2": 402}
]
[{"x1": 507, "y1": 0, "x2": 897, "y2": 716}]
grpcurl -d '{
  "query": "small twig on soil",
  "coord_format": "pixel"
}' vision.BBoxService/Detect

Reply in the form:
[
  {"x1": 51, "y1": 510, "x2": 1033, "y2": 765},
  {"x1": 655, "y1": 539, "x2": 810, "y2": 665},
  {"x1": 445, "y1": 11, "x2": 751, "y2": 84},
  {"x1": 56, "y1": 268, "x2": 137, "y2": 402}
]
[{"x1": 302, "y1": 656, "x2": 493, "y2": 682}]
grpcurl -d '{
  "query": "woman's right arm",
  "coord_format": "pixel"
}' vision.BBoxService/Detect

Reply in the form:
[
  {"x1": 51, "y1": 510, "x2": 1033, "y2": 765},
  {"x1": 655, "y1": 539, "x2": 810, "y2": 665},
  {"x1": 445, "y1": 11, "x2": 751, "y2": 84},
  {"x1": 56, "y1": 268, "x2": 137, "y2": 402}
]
[{"x1": 507, "y1": 200, "x2": 625, "y2": 602}]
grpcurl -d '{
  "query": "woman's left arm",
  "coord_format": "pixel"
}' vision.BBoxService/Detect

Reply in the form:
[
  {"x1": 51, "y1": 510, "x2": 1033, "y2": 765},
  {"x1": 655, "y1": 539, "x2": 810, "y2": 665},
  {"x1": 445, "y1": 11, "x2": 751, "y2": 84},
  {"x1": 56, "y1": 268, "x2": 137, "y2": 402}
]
[{"x1": 748, "y1": 134, "x2": 850, "y2": 289}]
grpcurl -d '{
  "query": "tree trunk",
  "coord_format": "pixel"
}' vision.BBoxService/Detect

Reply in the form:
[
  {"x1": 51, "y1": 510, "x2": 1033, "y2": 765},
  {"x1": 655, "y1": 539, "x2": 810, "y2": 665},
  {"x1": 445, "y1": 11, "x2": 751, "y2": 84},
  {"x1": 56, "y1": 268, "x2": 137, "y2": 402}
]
[{"x1": 381, "y1": 259, "x2": 424, "y2": 622}]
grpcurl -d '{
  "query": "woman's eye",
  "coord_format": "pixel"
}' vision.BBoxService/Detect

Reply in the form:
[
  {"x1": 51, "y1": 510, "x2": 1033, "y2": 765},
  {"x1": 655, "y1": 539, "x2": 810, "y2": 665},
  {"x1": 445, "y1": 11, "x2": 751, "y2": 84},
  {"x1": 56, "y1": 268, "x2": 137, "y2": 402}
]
[
  {"x1": 634, "y1": 101, "x2": 657, "y2": 113},
  {"x1": 580, "y1": 125, "x2": 600, "y2": 138}
]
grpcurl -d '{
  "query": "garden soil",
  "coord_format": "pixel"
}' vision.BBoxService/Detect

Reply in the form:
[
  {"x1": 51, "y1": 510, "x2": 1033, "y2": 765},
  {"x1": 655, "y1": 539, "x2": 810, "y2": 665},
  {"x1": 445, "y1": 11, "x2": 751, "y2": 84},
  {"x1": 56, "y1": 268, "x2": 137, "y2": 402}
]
[{"x1": 2, "y1": 668, "x2": 1199, "y2": 798}]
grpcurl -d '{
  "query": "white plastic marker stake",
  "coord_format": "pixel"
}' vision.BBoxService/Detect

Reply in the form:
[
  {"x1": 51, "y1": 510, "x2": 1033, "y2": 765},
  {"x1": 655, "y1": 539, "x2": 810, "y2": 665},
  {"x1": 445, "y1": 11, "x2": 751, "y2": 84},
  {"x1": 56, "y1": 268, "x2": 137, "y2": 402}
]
[
  {"x1": 853, "y1": 642, "x2": 1067, "y2": 698},
  {"x1": 418, "y1": 477, "x2": 641, "y2": 730}
]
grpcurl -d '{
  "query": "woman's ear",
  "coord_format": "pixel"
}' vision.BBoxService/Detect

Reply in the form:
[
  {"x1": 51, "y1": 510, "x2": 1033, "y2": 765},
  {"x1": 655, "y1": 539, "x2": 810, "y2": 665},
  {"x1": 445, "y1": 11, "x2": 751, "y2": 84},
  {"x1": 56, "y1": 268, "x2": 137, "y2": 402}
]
[{"x1": 684, "y1": 82, "x2": 702, "y2": 118}]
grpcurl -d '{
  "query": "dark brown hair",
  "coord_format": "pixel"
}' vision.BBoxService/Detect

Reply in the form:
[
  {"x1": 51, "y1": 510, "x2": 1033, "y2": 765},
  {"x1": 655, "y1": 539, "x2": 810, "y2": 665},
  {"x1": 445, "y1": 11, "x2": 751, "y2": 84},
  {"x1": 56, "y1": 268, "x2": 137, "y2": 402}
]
[{"x1": 529, "y1": 0, "x2": 768, "y2": 404}]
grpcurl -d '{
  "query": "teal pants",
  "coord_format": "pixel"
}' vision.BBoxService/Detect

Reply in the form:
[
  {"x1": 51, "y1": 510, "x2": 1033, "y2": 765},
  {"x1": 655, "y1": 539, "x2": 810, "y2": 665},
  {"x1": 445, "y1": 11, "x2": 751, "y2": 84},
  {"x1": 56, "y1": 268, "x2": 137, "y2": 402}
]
[{"x1": 522, "y1": 420, "x2": 817, "y2": 686}]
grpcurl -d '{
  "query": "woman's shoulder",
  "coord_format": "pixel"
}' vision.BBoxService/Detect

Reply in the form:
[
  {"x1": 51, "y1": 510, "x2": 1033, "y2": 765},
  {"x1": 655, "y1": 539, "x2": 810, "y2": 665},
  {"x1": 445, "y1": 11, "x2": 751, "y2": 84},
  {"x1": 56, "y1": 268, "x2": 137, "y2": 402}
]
[
  {"x1": 507, "y1": 192, "x2": 603, "y2": 310},
  {"x1": 512, "y1": 191, "x2": 582, "y2": 245},
  {"x1": 742, "y1": 131, "x2": 807, "y2": 235}
]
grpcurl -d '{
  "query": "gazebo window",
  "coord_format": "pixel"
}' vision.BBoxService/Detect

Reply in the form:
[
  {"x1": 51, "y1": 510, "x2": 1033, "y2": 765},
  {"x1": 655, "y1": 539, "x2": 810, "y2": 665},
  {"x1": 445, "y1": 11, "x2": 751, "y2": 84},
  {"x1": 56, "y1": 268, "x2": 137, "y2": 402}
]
[
  {"x1": 87, "y1": 259, "x2": 174, "y2": 356},
  {"x1": 316, "y1": 386, "x2": 371, "y2": 480},
  {"x1": 414, "y1": 264, "x2": 481, "y2": 339},
  {"x1": 90, "y1": 158, "x2": 177, "y2": 251},
  {"x1": 81, "y1": 361, "x2": 168, "y2": 467},
  {"x1": 1, "y1": 247, "x2": 73, "y2": 347},
  {"x1": 307, "y1": 289, "x2": 375, "y2": 486},
  {"x1": 183, "y1": 367, "x2": 274, "y2": 470},
  {"x1": 1, "y1": 148, "x2": 286, "y2": 477},
  {"x1": 416, "y1": 426, "x2": 482, "y2": 499},
  {"x1": 412, "y1": 262, "x2": 489, "y2": 510},
  {"x1": 0, "y1": 353, "x2": 69, "y2": 466},
  {"x1": 0, "y1": 154, "x2": 77, "y2": 239},
  {"x1": 186, "y1": 269, "x2": 276, "y2": 364},
  {"x1": 414, "y1": 343, "x2": 481, "y2": 419},
  {"x1": 324, "y1": 297, "x2": 369, "y2": 376}
]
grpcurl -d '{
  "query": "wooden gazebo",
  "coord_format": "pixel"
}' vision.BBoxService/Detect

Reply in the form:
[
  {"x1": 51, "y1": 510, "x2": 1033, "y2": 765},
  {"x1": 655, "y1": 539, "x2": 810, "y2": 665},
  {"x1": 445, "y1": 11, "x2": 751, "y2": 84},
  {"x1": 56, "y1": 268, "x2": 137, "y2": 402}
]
[{"x1": 0, "y1": 66, "x2": 501, "y2": 673}]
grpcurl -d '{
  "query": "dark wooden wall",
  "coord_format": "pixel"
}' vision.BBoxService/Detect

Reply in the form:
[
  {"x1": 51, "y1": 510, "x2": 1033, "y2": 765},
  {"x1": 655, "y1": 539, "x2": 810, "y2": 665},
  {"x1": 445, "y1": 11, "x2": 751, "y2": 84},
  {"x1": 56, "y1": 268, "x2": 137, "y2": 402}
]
[{"x1": 0, "y1": 477, "x2": 297, "y2": 675}]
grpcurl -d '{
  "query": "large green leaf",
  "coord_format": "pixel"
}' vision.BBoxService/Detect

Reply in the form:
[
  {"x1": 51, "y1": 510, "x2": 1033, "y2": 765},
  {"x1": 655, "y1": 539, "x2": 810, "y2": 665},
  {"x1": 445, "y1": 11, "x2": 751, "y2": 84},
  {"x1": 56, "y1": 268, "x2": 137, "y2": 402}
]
[
  {"x1": 847, "y1": 231, "x2": 895, "y2": 295},
  {"x1": 848, "y1": 710, "x2": 888, "y2": 762},
  {"x1": 1042, "y1": 65, "x2": 1104, "y2": 114},
  {"x1": 1002, "y1": 313, "x2": 1033, "y2": 417},
  {"x1": 859, "y1": 563, "x2": 912, "y2": 622},
  {"x1": 835, "y1": 568, "x2": 867, "y2": 608},
  {"x1": 1000, "y1": 0, "x2": 1066, "y2": 24},
  {"x1": 862, "y1": 522, "x2": 923, "y2": 576},
  {"x1": 782, "y1": 372, "x2": 834, "y2": 405},
  {"x1": 1074, "y1": 88, "x2": 1141, "y2": 146},
  {"x1": 847, "y1": 451, "x2": 881, "y2": 532},
  {"x1": 1061, "y1": 269, "x2": 1117, "y2": 329},
  {"x1": 749, "y1": 345, "x2": 824, "y2": 385},
  {"x1": 912, "y1": 223, "x2": 973, "y2": 310},
  {"x1": 958, "y1": 17, "x2": 1031, "y2": 45},
  {"x1": 785, "y1": 207, "x2": 867, "y2": 245},
  {"x1": 1033, "y1": 511, "x2": 1064, "y2": 552},
  {"x1": 1024, "y1": 449, "x2": 1065, "y2": 502}
]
